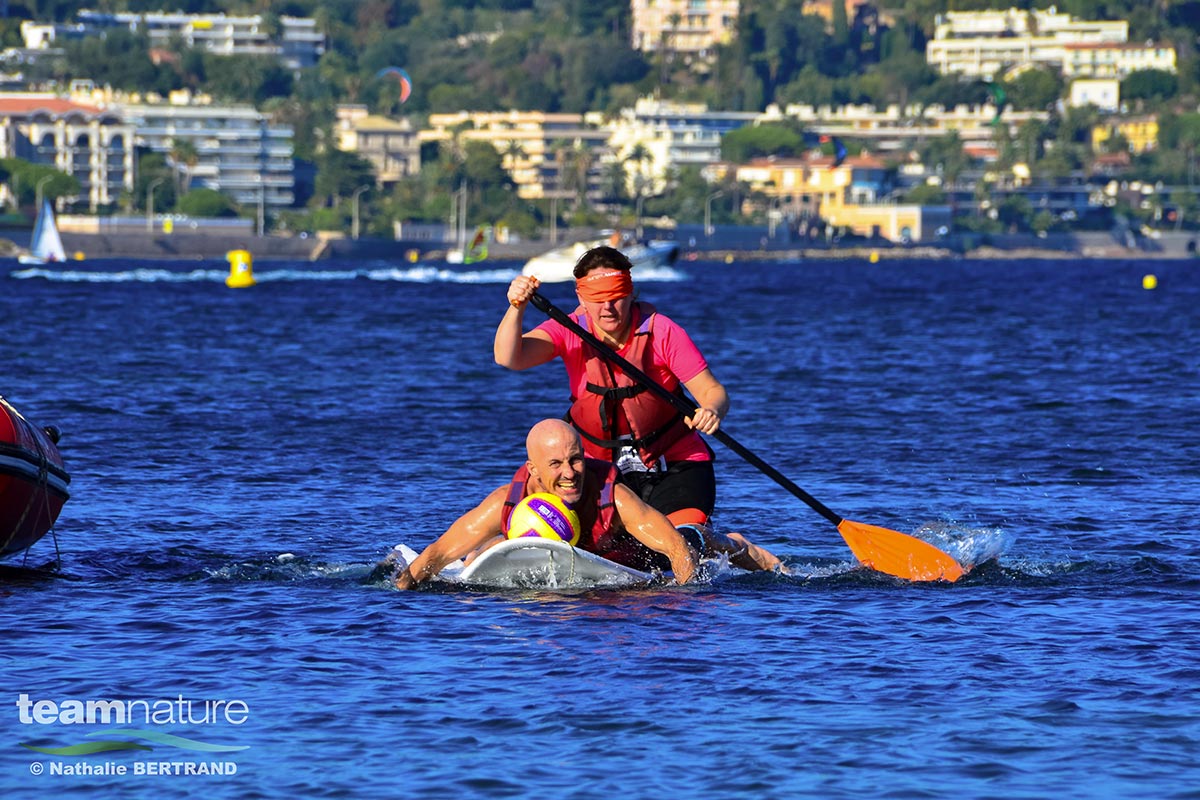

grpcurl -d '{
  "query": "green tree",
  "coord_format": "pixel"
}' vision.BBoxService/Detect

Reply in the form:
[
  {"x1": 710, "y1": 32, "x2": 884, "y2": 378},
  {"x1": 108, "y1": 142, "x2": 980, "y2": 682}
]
[
  {"x1": 1122, "y1": 69, "x2": 1179, "y2": 103},
  {"x1": 312, "y1": 148, "x2": 376, "y2": 207},
  {"x1": 1005, "y1": 69, "x2": 1064, "y2": 111},
  {"x1": 0, "y1": 159, "x2": 79, "y2": 209},
  {"x1": 720, "y1": 124, "x2": 804, "y2": 162},
  {"x1": 168, "y1": 138, "x2": 200, "y2": 194},
  {"x1": 832, "y1": 0, "x2": 850, "y2": 51},
  {"x1": 920, "y1": 132, "x2": 969, "y2": 188},
  {"x1": 62, "y1": 28, "x2": 176, "y2": 94},
  {"x1": 178, "y1": 188, "x2": 239, "y2": 218},
  {"x1": 134, "y1": 154, "x2": 177, "y2": 213},
  {"x1": 203, "y1": 53, "x2": 294, "y2": 104}
]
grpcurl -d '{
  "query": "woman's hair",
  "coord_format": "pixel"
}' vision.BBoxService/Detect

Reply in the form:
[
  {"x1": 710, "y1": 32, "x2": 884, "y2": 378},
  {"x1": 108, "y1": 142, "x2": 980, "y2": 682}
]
[{"x1": 573, "y1": 245, "x2": 633, "y2": 280}]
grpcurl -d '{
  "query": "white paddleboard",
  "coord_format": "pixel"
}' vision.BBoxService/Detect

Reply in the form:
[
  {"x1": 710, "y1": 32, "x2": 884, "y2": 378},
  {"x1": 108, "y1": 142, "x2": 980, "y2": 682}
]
[{"x1": 451, "y1": 538, "x2": 653, "y2": 589}]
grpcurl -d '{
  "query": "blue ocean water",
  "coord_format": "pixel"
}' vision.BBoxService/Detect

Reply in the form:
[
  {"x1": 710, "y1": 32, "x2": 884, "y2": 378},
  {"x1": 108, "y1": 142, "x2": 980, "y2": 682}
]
[{"x1": 1, "y1": 256, "x2": 1197, "y2": 798}]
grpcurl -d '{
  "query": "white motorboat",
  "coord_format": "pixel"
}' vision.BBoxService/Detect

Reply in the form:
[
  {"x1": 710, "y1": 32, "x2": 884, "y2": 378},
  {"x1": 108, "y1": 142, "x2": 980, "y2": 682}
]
[{"x1": 522, "y1": 236, "x2": 679, "y2": 282}]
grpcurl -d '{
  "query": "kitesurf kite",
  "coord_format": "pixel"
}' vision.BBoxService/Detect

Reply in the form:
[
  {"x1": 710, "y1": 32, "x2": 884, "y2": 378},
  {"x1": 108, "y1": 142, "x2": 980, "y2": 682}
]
[
  {"x1": 832, "y1": 136, "x2": 847, "y2": 167},
  {"x1": 377, "y1": 67, "x2": 413, "y2": 103},
  {"x1": 985, "y1": 81, "x2": 1008, "y2": 127},
  {"x1": 818, "y1": 134, "x2": 848, "y2": 167}
]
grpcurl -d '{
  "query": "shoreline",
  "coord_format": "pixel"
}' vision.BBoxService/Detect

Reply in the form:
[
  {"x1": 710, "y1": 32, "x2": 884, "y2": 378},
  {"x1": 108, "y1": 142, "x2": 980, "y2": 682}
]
[{"x1": 4, "y1": 230, "x2": 1197, "y2": 264}]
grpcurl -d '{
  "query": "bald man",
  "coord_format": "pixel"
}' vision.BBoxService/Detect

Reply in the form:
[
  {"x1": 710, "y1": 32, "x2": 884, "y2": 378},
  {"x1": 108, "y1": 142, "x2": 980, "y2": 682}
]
[{"x1": 395, "y1": 419, "x2": 698, "y2": 589}]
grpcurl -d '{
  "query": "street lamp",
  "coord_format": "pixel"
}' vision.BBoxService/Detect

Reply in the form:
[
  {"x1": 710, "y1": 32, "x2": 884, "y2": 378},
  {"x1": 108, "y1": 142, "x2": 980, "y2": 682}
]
[
  {"x1": 705, "y1": 190, "x2": 724, "y2": 237},
  {"x1": 146, "y1": 177, "x2": 167, "y2": 232},
  {"x1": 352, "y1": 185, "x2": 369, "y2": 240},
  {"x1": 257, "y1": 183, "x2": 265, "y2": 237}
]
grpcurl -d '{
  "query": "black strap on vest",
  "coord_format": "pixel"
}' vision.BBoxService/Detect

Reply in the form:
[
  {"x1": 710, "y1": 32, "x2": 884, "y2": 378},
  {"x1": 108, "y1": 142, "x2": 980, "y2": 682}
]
[
  {"x1": 567, "y1": 410, "x2": 683, "y2": 452},
  {"x1": 584, "y1": 382, "x2": 646, "y2": 401}
]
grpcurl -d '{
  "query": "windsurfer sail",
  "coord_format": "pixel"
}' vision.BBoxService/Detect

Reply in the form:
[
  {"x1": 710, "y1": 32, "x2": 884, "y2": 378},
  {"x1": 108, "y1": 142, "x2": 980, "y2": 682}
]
[
  {"x1": 20, "y1": 198, "x2": 67, "y2": 265},
  {"x1": 463, "y1": 226, "x2": 490, "y2": 264}
]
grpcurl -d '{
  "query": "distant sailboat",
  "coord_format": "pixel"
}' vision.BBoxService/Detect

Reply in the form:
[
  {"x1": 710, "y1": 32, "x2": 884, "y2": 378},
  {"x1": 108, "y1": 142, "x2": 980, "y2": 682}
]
[{"x1": 19, "y1": 198, "x2": 68, "y2": 265}]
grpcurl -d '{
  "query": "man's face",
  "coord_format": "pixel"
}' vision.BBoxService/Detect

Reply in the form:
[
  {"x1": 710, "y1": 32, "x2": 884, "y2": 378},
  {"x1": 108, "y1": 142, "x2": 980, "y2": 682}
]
[{"x1": 527, "y1": 431, "x2": 586, "y2": 506}]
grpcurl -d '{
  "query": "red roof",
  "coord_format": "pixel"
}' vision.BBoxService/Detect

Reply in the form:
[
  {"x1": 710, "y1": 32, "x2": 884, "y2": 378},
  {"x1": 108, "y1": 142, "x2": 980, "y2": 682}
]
[{"x1": 0, "y1": 96, "x2": 105, "y2": 117}]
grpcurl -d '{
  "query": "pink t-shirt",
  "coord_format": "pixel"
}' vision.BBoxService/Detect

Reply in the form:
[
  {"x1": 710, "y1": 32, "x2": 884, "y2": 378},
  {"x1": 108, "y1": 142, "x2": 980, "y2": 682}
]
[{"x1": 535, "y1": 307, "x2": 713, "y2": 463}]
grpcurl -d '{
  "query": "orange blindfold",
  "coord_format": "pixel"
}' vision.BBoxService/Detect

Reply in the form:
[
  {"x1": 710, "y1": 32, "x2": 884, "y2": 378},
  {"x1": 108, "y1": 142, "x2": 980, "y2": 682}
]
[{"x1": 576, "y1": 269, "x2": 633, "y2": 302}]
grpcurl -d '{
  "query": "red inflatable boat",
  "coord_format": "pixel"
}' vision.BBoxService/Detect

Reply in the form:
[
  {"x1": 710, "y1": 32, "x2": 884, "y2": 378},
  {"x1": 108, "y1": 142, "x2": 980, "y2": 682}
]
[{"x1": 0, "y1": 396, "x2": 71, "y2": 558}]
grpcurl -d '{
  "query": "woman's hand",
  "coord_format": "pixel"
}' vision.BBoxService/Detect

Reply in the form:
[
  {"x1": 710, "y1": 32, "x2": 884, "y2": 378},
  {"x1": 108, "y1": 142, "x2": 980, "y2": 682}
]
[
  {"x1": 507, "y1": 275, "x2": 541, "y2": 308},
  {"x1": 687, "y1": 406, "x2": 721, "y2": 434}
]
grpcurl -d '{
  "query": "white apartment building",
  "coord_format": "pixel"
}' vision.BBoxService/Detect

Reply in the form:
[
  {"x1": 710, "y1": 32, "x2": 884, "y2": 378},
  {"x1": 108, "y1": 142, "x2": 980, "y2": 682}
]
[
  {"x1": 604, "y1": 96, "x2": 757, "y2": 195},
  {"x1": 112, "y1": 102, "x2": 294, "y2": 212},
  {"x1": 630, "y1": 0, "x2": 739, "y2": 56},
  {"x1": 773, "y1": 102, "x2": 1050, "y2": 153},
  {"x1": 931, "y1": 7, "x2": 1126, "y2": 41},
  {"x1": 1069, "y1": 79, "x2": 1120, "y2": 112},
  {"x1": 24, "y1": 11, "x2": 325, "y2": 70},
  {"x1": 925, "y1": 7, "x2": 1172, "y2": 80},
  {"x1": 1062, "y1": 43, "x2": 1177, "y2": 79},
  {"x1": 0, "y1": 93, "x2": 134, "y2": 211}
]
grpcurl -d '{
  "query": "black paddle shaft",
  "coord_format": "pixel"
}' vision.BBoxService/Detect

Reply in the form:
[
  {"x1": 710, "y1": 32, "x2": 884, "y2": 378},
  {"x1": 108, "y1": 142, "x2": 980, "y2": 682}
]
[{"x1": 529, "y1": 291, "x2": 844, "y2": 527}]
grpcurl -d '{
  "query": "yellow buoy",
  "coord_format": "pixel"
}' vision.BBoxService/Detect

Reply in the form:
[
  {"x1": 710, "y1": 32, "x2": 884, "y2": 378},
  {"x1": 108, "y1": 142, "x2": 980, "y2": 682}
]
[
  {"x1": 724, "y1": 254, "x2": 734, "y2": 264},
  {"x1": 869, "y1": 250, "x2": 880, "y2": 264},
  {"x1": 226, "y1": 249, "x2": 256, "y2": 288},
  {"x1": 1142, "y1": 274, "x2": 1157, "y2": 290},
  {"x1": 406, "y1": 249, "x2": 419, "y2": 263},
  {"x1": 72, "y1": 251, "x2": 85, "y2": 261}
]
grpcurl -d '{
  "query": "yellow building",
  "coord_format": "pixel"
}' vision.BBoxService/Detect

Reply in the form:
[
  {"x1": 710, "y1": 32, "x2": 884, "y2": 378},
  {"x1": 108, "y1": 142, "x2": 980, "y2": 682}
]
[
  {"x1": 728, "y1": 153, "x2": 944, "y2": 242},
  {"x1": 421, "y1": 110, "x2": 607, "y2": 200},
  {"x1": 1092, "y1": 116, "x2": 1159, "y2": 155}
]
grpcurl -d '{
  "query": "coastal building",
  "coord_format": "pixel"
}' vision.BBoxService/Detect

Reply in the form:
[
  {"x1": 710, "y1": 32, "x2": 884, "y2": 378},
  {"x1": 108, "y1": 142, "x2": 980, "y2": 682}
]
[
  {"x1": 1092, "y1": 116, "x2": 1159, "y2": 155},
  {"x1": 335, "y1": 106, "x2": 420, "y2": 188},
  {"x1": 1069, "y1": 79, "x2": 1120, "y2": 112},
  {"x1": 0, "y1": 93, "x2": 134, "y2": 211},
  {"x1": 716, "y1": 153, "x2": 949, "y2": 243},
  {"x1": 22, "y1": 11, "x2": 325, "y2": 70},
  {"x1": 630, "y1": 0, "x2": 739, "y2": 57},
  {"x1": 110, "y1": 101, "x2": 294, "y2": 213},
  {"x1": 925, "y1": 7, "x2": 1173, "y2": 81},
  {"x1": 1061, "y1": 43, "x2": 1176, "y2": 80},
  {"x1": 420, "y1": 110, "x2": 609, "y2": 202},
  {"x1": 769, "y1": 102, "x2": 1050, "y2": 153},
  {"x1": 604, "y1": 95, "x2": 757, "y2": 196}
]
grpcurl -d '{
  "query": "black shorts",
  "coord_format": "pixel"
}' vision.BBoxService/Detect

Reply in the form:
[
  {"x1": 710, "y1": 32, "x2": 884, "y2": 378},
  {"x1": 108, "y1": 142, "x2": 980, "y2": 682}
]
[{"x1": 619, "y1": 460, "x2": 716, "y2": 519}]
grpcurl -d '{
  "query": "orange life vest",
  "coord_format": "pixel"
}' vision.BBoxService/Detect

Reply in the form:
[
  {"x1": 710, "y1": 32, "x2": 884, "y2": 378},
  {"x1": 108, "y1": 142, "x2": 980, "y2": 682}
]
[{"x1": 565, "y1": 302, "x2": 690, "y2": 469}]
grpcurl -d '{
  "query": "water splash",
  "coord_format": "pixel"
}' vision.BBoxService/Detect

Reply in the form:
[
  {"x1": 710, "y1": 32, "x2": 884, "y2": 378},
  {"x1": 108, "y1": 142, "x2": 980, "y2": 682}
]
[{"x1": 911, "y1": 520, "x2": 1011, "y2": 569}]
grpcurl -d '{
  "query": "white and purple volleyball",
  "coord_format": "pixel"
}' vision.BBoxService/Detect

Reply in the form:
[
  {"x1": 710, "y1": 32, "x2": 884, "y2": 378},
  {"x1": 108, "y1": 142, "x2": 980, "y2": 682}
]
[{"x1": 507, "y1": 493, "x2": 581, "y2": 546}]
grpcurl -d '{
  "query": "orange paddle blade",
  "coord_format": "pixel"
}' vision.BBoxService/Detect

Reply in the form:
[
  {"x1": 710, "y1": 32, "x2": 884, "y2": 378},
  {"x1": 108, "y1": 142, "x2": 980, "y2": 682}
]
[{"x1": 837, "y1": 519, "x2": 966, "y2": 582}]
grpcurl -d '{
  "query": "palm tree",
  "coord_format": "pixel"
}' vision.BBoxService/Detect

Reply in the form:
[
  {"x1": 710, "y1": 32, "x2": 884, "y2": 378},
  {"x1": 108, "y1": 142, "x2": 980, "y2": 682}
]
[
  {"x1": 168, "y1": 138, "x2": 200, "y2": 196},
  {"x1": 564, "y1": 142, "x2": 594, "y2": 208},
  {"x1": 626, "y1": 142, "x2": 655, "y2": 202},
  {"x1": 501, "y1": 138, "x2": 525, "y2": 181}
]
